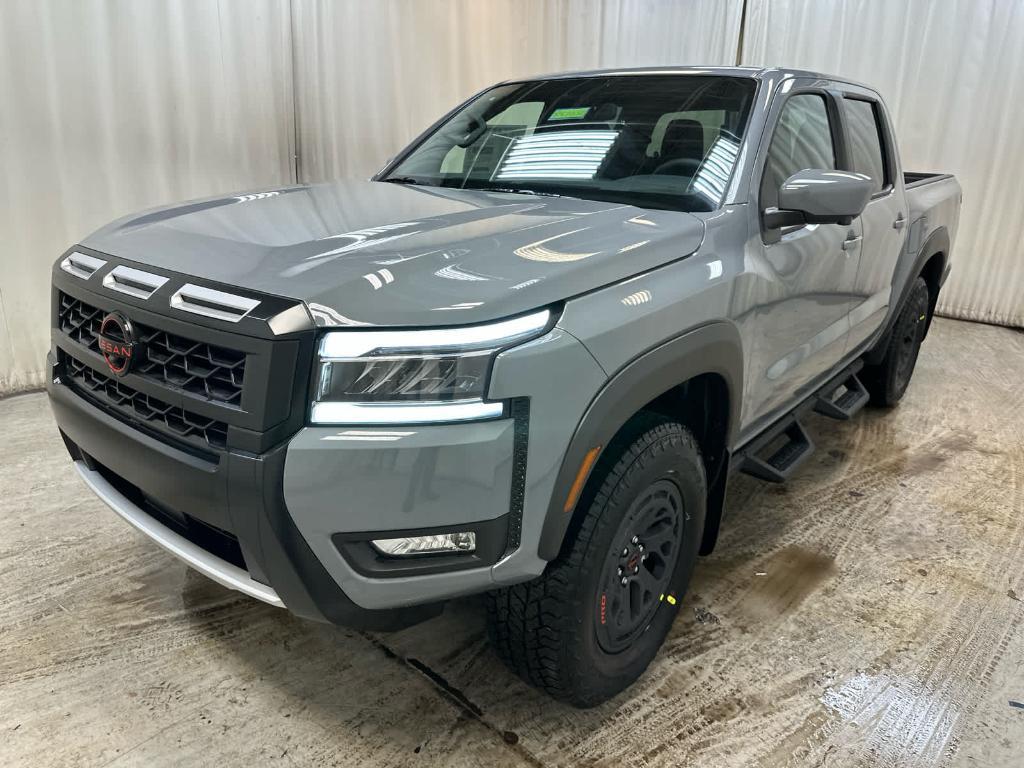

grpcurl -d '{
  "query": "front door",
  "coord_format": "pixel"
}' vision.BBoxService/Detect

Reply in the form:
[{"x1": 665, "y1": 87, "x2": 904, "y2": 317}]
[{"x1": 741, "y1": 89, "x2": 861, "y2": 429}]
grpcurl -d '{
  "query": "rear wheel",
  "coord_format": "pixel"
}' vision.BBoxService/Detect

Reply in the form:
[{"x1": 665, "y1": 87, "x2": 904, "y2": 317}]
[
  {"x1": 486, "y1": 416, "x2": 706, "y2": 707},
  {"x1": 863, "y1": 277, "x2": 930, "y2": 407}
]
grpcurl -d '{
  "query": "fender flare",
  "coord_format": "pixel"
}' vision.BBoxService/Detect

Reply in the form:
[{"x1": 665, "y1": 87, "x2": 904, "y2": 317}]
[
  {"x1": 537, "y1": 322, "x2": 744, "y2": 560},
  {"x1": 915, "y1": 226, "x2": 950, "y2": 336},
  {"x1": 866, "y1": 225, "x2": 949, "y2": 364}
]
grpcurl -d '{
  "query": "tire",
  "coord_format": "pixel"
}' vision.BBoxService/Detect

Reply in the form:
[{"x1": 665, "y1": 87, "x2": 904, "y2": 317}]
[
  {"x1": 863, "y1": 276, "x2": 931, "y2": 407},
  {"x1": 486, "y1": 415, "x2": 706, "y2": 707}
]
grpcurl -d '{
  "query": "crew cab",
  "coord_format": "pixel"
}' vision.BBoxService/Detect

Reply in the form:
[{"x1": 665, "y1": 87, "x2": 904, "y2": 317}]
[{"x1": 47, "y1": 67, "x2": 961, "y2": 706}]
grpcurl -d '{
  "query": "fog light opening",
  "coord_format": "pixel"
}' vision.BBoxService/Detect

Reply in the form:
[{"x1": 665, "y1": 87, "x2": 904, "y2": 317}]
[{"x1": 371, "y1": 531, "x2": 477, "y2": 556}]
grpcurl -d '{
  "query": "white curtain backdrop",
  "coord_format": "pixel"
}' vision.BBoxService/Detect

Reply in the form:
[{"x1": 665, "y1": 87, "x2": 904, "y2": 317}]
[
  {"x1": 292, "y1": 0, "x2": 744, "y2": 181},
  {"x1": 0, "y1": 0, "x2": 296, "y2": 394},
  {"x1": 742, "y1": 0, "x2": 1024, "y2": 327}
]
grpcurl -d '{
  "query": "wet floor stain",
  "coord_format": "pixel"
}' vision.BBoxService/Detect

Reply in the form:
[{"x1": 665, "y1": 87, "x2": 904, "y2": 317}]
[
  {"x1": 734, "y1": 545, "x2": 837, "y2": 623},
  {"x1": 898, "y1": 431, "x2": 1000, "y2": 477},
  {"x1": 904, "y1": 450, "x2": 949, "y2": 474}
]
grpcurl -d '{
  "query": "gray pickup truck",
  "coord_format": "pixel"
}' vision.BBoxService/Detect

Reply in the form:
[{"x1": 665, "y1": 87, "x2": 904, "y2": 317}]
[{"x1": 48, "y1": 66, "x2": 960, "y2": 706}]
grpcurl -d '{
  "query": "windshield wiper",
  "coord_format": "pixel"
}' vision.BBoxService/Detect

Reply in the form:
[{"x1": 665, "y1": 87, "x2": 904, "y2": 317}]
[
  {"x1": 471, "y1": 186, "x2": 563, "y2": 198},
  {"x1": 385, "y1": 178, "x2": 564, "y2": 198},
  {"x1": 381, "y1": 176, "x2": 434, "y2": 187}
]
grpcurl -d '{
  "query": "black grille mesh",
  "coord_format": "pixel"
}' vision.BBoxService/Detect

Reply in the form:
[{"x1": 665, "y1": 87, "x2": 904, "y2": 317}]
[
  {"x1": 58, "y1": 292, "x2": 245, "y2": 406},
  {"x1": 59, "y1": 292, "x2": 104, "y2": 349},
  {"x1": 60, "y1": 352, "x2": 229, "y2": 452}
]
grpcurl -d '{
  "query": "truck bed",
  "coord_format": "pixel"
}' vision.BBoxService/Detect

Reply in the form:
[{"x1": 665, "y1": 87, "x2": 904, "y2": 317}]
[
  {"x1": 896, "y1": 172, "x2": 961, "y2": 309},
  {"x1": 904, "y1": 171, "x2": 954, "y2": 189}
]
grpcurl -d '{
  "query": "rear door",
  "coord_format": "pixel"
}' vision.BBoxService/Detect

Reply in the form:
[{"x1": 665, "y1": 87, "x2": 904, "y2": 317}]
[
  {"x1": 840, "y1": 94, "x2": 907, "y2": 352},
  {"x1": 742, "y1": 87, "x2": 861, "y2": 426}
]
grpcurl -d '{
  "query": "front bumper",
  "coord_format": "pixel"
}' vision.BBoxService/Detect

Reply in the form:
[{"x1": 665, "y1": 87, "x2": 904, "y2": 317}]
[
  {"x1": 49, "y1": 374, "x2": 442, "y2": 630},
  {"x1": 49, "y1": 314, "x2": 608, "y2": 627}
]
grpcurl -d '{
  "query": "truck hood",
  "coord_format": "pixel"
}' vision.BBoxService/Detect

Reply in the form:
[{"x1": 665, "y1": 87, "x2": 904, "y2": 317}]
[{"x1": 82, "y1": 180, "x2": 706, "y2": 327}]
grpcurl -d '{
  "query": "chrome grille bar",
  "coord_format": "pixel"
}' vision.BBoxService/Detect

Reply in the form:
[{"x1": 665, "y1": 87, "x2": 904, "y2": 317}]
[
  {"x1": 59, "y1": 251, "x2": 107, "y2": 280},
  {"x1": 170, "y1": 284, "x2": 260, "y2": 322},
  {"x1": 102, "y1": 265, "x2": 169, "y2": 299}
]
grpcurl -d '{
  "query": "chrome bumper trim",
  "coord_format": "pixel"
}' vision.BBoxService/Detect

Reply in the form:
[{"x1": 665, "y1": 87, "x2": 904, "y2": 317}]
[{"x1": 73, "y1": 460, "x2": 284, "y2": 607}]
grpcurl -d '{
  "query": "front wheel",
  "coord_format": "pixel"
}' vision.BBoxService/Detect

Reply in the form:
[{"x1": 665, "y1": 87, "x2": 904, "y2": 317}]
[
  {"x1": 863, "y1": 276, "x2": 931, "y2": 407},
  {"x1": 486, "y1": 416, "x2": 706, "y2": 707}
]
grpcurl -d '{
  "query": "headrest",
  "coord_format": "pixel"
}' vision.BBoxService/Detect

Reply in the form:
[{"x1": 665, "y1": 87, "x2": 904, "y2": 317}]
[{"x1": 662, "y1": 119, "x2": 704, "y2": 151}]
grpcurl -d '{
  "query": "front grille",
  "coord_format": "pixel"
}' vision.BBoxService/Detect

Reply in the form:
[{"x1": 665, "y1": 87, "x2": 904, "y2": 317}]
[
  {"x1": 60, "y1": 351, "x2": 228, "y2": 452},
  {"x1": 58, "y1": 292, "x2": 246, "y2": 406},
  {"x1": 59, "y1": 291, "x2": 104, "y2": 348}
]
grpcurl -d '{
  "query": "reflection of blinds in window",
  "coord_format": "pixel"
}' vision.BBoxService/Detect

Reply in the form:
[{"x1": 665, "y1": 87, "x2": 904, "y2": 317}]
[
  {"x1": 691, "y1": 135, "x2": 740, "y2": 203},
  {"x1": 495, "y1": 130, "x2": 619, "y2": 180},
  {"x1": 844, "y1": 99, "x2": 886, "y2": 193},
  {"x1": 761, "y1": 94, "x2": 836, "y2": 209}
]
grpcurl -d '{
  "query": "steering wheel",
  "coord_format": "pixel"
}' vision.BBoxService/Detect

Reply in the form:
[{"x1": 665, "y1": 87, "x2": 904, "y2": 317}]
[{"x1": 651, "y1": 158, "x2": 702, "y2": 177}]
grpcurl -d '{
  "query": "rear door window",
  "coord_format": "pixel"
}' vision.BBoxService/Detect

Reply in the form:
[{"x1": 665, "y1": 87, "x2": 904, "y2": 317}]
[{"x1": 843, "y1": 98, "x2": 888, "y2": 194}]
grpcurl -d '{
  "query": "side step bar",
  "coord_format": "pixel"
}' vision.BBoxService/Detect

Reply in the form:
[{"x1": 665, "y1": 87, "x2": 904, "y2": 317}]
[
  {"x1": 813, "y1": 373, "x2": 869, "y2": 420},
  {"x1": 740, "y1": 420, "x2": 814, "y2": 483},
  {"x1": 736, "y1": 363, "x2": 868, "y2": 484}
]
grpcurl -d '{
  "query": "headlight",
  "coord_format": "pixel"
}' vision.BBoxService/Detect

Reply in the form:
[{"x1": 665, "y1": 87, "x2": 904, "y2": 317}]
[{"x1": 311, "y1": 309, "x2": 552, "y2": 425}]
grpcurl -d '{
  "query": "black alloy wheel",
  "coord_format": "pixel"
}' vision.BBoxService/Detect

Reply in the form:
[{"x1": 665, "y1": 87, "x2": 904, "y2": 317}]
[
  {"x1": 864, "y1": 276, "x2": 931, "y2": 407},
  {"x1": 595, "y1": 479, "x2": 683, "y2": 653}
]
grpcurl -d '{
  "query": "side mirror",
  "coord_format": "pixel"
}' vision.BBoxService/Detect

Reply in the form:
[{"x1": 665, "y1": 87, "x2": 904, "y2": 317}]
[{"x1": 765, "y1": 169, "x2": 873, "y2": 229}]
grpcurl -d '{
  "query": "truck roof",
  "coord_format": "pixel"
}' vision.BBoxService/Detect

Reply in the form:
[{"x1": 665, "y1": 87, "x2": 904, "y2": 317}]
[{"x1": 503, "y1": 65, "x2": 874, "y2": 92}]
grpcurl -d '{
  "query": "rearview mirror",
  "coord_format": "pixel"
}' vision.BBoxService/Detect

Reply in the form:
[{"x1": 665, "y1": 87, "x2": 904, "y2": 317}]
[{"x1": 765, "y1": 169, "x2": 873, "y2": 229}]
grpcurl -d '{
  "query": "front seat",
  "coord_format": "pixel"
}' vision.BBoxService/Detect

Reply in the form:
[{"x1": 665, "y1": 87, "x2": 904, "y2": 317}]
[
  {"x1": 600, "y1": 125, "x2": 653, "y2": 179},
  {"x1": 651, "y1": 118, "x2": 707, "y2": 175}
]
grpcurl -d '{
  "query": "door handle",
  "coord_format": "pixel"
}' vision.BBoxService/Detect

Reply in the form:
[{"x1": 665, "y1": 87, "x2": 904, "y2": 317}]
[
  {"x1": 841, "y1": 235, "x2": 863, "y2": 251},
  {"x1": 893, "y1": 213, "x2": 906, "y2": 230}
]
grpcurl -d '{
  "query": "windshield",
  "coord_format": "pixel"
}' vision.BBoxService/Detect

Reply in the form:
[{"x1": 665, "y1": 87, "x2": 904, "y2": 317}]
[{"x1": 384, "y1": 75, "x2": 756, "y2": 212}]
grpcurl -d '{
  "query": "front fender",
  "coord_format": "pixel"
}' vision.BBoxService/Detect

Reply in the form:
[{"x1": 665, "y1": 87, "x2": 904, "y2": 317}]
[{"x1": 537, "y1": 321, "x2": 743, "y2": 560}]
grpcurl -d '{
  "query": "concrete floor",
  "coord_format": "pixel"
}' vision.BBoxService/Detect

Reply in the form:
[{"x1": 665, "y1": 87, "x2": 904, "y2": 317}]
[{"x1": 2, "y1": 316, "x2": 1023, "y2": 767}]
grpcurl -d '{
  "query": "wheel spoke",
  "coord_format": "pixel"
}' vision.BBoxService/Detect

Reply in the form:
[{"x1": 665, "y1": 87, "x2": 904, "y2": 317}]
[
  {"x1": 629, "y1": 580, "x2": 647, "y2": 622},
  {"x1": 620, "y1": 581, "x2": 634, "y2": 625},
  {"x1": 643, "y1": 525, "x2": 678, "y2": 557},
  {"x1": 637, "y1": 563, "x2": 662, "y2": 595}
]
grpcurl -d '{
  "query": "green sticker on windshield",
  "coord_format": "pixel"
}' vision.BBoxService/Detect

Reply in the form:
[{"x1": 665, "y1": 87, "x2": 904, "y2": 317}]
[{"x1": 550, "y1": 107, "x2": 590, "y2": 120}]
